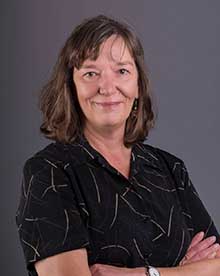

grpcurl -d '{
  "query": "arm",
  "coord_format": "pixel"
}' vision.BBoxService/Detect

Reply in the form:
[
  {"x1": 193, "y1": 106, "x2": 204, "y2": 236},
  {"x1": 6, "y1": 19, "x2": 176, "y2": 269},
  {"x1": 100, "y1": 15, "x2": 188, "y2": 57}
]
[
  {"x1": 35, "y1": 248, "x2": 92, "y2": 276},
  {"x1": 179, "y1": 231, "x2": 220, "y2": 265},
  {"x1": 34, "y1": 235, "x2": 220, "y2": 276},
  {"x1": 155, "y1": 147, "x2": 219, "y2": 238},
  {"x1": 159, "y1": 259, "x2": 220, "y2": 276},
  {"x1": 89, "y1": 259, "x2": 220, "y2": 276},
  {"x1": 16, "y1": 156, "x2": 90, "y2": 275},
  {"x1": 89, "y1": 154, "x2": 220, "y2": 276},
  {"x1": 171, "y1": 158, "x2": 219, "y2": 240}
]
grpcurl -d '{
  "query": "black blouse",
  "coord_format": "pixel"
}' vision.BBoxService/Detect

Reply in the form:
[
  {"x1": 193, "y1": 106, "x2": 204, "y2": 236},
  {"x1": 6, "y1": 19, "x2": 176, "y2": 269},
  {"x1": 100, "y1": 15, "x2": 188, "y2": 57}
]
[{"x1": 16, "y1": 137, "x2": 219, "y2": 276}]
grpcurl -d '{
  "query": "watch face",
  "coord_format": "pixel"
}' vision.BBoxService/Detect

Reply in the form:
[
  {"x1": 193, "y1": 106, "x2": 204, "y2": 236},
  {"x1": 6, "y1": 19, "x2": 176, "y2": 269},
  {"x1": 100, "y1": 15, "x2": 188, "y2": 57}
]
[{"x1": 148, "y1": 267, "x2": 160, "y2": 276}]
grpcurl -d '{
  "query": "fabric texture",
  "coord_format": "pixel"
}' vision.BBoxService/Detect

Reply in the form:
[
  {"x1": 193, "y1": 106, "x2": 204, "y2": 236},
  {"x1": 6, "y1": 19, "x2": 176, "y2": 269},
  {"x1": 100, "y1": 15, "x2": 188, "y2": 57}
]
[{"x1": 16, "y1": 137, "x2": 219, "y2": 275}]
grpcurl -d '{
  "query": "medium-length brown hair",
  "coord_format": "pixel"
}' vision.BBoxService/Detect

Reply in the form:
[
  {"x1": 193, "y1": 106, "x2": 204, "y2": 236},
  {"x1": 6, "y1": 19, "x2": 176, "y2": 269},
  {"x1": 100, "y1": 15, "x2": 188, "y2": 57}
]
[{"x1": 40, "y1": 15, "x2": 156, "y2": 147}]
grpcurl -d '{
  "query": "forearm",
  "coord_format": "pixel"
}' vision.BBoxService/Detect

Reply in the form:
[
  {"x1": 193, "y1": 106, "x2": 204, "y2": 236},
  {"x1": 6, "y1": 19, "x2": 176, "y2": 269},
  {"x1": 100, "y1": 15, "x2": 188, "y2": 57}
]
[
  {"x1": 131, "y1": 259, "x2": 220, "y2": 276},
  {"x1": 160, "y1": 259, "x2": 220, "y2": 276}
]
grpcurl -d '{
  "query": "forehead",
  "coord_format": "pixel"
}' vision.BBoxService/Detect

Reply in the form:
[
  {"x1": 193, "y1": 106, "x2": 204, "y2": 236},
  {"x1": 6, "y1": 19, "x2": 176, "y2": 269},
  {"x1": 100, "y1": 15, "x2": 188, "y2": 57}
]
[{"x1": 82, "y1": 35, "x2": 135, "y2": 66}]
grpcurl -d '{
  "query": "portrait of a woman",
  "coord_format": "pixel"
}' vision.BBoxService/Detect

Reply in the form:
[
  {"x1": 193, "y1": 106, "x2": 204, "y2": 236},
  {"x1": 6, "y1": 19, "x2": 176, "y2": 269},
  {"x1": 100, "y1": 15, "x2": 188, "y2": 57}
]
[{"x1": 16, "y1": 15, "x2": 220, "y2": 276}]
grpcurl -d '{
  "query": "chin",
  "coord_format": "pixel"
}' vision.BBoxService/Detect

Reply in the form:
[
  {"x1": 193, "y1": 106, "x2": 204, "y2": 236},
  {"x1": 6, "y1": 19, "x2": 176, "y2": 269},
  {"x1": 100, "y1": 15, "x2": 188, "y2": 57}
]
[{"x1": 99, "y1": 120, "x2": 126, "y2": 129}]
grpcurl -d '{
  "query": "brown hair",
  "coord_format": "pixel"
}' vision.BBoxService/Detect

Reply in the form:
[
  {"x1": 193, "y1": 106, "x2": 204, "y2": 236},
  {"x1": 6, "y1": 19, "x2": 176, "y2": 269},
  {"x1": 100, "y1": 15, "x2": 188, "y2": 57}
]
[{"x1": 39, "y1": 15, "x2": 156, "y2": 147}]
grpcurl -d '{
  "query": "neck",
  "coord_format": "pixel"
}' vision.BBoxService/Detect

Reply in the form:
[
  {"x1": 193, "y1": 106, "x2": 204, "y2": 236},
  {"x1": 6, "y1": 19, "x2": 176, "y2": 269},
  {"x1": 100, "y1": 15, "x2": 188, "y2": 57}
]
[{"x1": 83, "y1": 124, "x2": 129, "y2": 155}]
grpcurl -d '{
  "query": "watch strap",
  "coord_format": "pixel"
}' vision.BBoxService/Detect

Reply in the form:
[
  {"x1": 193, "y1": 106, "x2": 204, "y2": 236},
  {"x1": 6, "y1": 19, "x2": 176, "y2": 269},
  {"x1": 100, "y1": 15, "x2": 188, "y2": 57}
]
[{"x1": 145, "y1": 265, "x2": 161, "y2": 276}]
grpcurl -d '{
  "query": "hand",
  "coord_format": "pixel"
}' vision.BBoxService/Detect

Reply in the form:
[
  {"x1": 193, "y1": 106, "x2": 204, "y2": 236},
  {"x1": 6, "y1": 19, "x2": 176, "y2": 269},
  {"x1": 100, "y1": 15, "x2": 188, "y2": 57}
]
[
  {"x1": 90, "y1": 263, "x2": 143, "y2": 276},
  {"x1": 179, "y1": 231, "x2": 220, "y2": 265}
]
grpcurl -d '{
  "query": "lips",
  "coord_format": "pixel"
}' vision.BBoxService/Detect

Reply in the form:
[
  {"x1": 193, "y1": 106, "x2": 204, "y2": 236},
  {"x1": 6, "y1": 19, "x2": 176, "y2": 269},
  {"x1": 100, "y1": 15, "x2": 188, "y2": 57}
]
[{"x1": 94, "y1": 101, "x2": 122, "y2": 106}]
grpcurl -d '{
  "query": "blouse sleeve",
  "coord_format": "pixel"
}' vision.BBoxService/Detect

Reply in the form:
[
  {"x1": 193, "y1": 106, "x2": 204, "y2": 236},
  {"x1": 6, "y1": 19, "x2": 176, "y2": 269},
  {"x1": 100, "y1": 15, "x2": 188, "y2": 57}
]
[
  {"x1": 155, "y1": 147, "x2": 219, "y2": 239},
  {"x1": 172, "y1": 160, "x2": 219, "y2": 239},
  {"x1": 16, "y1": 157, "x2": 90, "y2": 275}
]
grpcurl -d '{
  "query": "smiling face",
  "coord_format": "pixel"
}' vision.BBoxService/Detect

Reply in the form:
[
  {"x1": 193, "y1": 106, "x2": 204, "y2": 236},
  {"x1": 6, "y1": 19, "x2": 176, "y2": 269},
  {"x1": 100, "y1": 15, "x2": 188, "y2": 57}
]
[{"x1": 73, "y1": 35, "x2": 139, "y2": 134}]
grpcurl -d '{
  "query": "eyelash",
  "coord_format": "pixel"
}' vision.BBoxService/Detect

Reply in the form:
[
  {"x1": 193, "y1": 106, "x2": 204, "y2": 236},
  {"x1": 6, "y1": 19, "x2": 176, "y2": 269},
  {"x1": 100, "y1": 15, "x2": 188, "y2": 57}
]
[
  {"x1": 118, "y1": 68, "x2": 130, "y2": 75},
  {"x1": 83, "y1": 68, "x2": 130, "y2": 79},
  {"x1": 83, "y1": 72, "x2": 99, "y2": 78}
]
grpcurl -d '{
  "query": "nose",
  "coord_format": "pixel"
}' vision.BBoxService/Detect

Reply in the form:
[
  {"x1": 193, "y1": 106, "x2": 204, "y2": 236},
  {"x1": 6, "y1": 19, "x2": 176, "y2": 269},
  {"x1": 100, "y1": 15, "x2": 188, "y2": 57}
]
[{"x1": 98, "y1": 72, "x2": 116, "y2": 95}]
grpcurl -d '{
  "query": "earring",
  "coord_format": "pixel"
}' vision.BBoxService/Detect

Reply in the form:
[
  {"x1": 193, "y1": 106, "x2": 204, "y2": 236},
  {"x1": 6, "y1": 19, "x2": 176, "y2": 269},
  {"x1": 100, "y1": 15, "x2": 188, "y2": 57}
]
[{"x1": 132, "y1": 98, "x2": 139, "y2": 111}]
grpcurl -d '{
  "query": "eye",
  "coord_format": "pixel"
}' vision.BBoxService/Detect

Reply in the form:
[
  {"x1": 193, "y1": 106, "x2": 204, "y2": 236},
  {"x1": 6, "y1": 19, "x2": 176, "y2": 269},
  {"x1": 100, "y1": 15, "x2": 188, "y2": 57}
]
[
  {"x1": 83, "y1": 71, "x2": 99, "y2": 79},
  {"x1": 118, "y1": 68, "x2": 130, "y2": 75}
]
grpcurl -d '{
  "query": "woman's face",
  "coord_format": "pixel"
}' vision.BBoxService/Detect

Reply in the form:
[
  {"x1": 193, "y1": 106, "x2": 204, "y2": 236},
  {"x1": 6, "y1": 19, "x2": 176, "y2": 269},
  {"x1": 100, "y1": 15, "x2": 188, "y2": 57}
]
[{"x1": 73, "y1": 35, "x2": 139, "y2": 133}]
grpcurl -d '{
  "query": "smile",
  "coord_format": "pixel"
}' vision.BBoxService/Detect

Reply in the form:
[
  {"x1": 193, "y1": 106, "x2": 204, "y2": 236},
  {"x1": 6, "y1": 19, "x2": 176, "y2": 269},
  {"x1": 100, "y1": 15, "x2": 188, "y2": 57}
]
[{"x1": 94, "y1": 101, "x2": 122, "y2": 106}]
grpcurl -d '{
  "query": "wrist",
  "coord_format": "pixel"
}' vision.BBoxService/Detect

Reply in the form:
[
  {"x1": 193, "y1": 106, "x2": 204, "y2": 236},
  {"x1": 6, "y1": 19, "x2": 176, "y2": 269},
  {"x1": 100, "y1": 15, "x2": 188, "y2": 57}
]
[
  {"x1": 129, "y1": 267, "x2": 146, "y2": 276},
  {"x1": 145, "y1": 265, "x2": 161, "y2": 276}
]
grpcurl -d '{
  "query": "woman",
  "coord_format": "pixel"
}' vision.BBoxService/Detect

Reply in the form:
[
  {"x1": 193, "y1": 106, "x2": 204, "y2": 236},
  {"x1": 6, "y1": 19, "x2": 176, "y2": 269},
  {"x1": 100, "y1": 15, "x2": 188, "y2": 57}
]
[{"x1": 16, "y1": 15, "x2": 220, "y2": 276}]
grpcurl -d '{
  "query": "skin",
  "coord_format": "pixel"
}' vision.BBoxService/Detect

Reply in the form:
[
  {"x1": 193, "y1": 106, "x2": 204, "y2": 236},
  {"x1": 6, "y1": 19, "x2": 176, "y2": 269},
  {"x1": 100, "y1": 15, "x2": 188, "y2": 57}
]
[
  {"x1": 73, "y1": 35, "x2": 139, "y2": 135},
  {"x1": 179, "y1": 232, "x2": 220, "y2": 265},
  {"x1": 89, "y1": 232, "x2": 220, "y2": 276},
  {"x1": 35, "y1": 35, "x2": 220, "y2": 276},
  {"x1": 73, "y1": 35, "x2": 220, "y2": 275},
  {"x1": 73, "y1": 35, "x2": 138, "y2": 178}
]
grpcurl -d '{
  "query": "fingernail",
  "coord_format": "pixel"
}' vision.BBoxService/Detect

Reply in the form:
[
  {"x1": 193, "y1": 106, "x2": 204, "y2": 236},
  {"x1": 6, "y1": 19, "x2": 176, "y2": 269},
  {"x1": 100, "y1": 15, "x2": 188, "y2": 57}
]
[
  {"x1": 213, "y1": 243, "x2": 220, "y2": 249},
  {"x1": 209, "y1": 236, "x2": 217, "y2": 242},
  {"x1": 196, "y1": 231, "x2": 204, "y2": 237},
  {"x1": 209, "y1": 252, "x2": 216, "y2": 258}
]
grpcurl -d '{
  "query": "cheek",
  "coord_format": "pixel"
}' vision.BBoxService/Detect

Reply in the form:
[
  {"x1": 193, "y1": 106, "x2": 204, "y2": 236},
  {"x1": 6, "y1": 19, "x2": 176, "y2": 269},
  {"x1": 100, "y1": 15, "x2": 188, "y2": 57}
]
[
  {"x1": 131, "y1": 78, "x2": 139, "y2": 97},
  {"x1": 132, "y1": 82, "x2": 139, "y2": 97},
  {"x1": 121, "y1": 80, "x2": 138, "y2": 98},
  {"x1": 76, "y1": 82, "x2": 98, "y2": 102}
]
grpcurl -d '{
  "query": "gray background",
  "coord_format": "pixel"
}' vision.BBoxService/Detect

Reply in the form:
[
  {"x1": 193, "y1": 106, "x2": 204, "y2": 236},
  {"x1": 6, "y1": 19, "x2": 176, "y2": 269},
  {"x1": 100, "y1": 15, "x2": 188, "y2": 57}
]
[{"x1": 2, "y1": 1, "x2": 219, "y2": 275}]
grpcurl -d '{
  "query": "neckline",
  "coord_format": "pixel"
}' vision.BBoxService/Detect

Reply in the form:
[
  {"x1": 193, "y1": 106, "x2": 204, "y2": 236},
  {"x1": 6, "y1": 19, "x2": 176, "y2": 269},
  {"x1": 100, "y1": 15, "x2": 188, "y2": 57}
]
[
  {"x1": 77, "y1": 134, "x2": 137, "y2": 180},
  {"x1": 73, "y1": 135, "x2": 161, "y2": 179}
]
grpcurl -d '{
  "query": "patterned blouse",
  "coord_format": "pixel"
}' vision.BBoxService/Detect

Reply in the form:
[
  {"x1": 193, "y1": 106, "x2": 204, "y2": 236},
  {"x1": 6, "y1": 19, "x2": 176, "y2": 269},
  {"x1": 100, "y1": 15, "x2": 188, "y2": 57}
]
[{"x1": 16, "y1": 136, "x2": 219, "y2": 276}]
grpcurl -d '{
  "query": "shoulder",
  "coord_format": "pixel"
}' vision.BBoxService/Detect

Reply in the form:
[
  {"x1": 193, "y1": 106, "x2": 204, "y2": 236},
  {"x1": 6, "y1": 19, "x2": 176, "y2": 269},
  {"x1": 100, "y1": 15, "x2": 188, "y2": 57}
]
[
  {"x1": 139, "y1": 142, "x2": 184, "y2": 163},
  {"x1": 138, "y1": 143, "x2": 192, "y2": 189},
  {"x1": 137, "y1": 142, "x2": 186, "y2": 172},
  {"x1": 23, "y1": 142, "x2": 67, "y2": 175},
  {"x1": 23, "y1": 141, "x2": 85, "y2": 176},
  {"x1": 20, "y1": 142, "x2": 84, "y2": 217}
]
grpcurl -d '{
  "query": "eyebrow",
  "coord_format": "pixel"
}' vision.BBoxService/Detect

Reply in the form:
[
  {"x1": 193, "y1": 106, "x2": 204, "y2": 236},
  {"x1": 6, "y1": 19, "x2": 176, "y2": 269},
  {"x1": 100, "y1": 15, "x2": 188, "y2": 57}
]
[
  {"x1": 116, "y1": 61, "x2": 134, "y2": 67},
  {"x1": 80, "y1": 64, "x2": 99, "y2": 70},
  {"x1": 80, "y1": 61, "x2": 134, "y2": 69}
]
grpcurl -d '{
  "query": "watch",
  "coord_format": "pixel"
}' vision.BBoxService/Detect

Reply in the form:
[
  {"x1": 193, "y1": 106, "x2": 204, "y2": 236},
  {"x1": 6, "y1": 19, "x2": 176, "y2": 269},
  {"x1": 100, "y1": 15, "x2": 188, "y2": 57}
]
[{"x1": 145, "y1": 265, "x2": 161, "y2": 276}]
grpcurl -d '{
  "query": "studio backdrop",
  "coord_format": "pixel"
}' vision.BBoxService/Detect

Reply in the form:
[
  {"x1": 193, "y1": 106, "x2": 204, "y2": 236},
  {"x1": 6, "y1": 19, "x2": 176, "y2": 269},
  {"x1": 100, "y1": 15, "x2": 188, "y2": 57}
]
[{"x1": 2, "y1": 1, "x2": 219, "y2": 275}]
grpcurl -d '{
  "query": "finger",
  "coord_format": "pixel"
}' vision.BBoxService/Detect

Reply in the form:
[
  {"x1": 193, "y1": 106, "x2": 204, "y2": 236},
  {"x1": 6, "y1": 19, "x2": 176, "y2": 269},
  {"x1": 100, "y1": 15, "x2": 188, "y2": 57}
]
[
  {"x1": 207, "y1": 252, "x2": 217, "y2": 259},
  {"x1": 188, "y1": 231, "x2": 204, "y2": 250},
  {"x1": 89, "y1": 264, "x2": 101, "y2": 274},
  {"x1": 188, "y1": 243, "x2": 220, "y2": 262},
  {"x1": 179, "y1": 242, "x2": 220, "y2": 266},
  {"x1": 215, "y1": 247, "x2": 220, "y2": 258},
  {"x1": 186, "y1": 236, "x2": 217, "y2": 259},
  {"x1": 179, "y1": 256, "x2": 189, "y2": 266}
]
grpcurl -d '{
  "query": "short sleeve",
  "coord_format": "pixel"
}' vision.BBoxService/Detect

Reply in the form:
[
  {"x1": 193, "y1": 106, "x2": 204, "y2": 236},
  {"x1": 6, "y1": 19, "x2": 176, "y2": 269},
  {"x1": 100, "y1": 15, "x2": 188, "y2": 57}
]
[
  {"x1": 155, "y1": 147, "x2": 219, "y2": 240},
  {"x1": 16, "y1": 157, "x2": 90, "y2": 275},
  {"x1": 172, "y1": 160, "x2": 219, "y2": 239}
]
